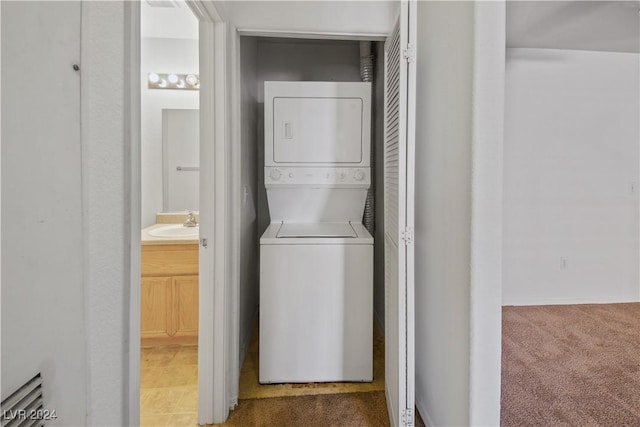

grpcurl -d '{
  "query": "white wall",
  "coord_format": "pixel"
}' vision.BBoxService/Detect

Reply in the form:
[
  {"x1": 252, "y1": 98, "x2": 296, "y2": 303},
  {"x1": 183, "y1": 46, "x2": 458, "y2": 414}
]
[
  {"x1": 3, "y1": 2, "x2": 134, "y2": 424},
  {"x1": 503, "y1": 48, "x2": 640, "y2": 305},
  {"x1": 255, "y1": 38, "x2": 362, "y2": 235},
  {"x1": 414, "y1": 3, "x2": 473, "y2": 424},
  {"x1": 215, "y1": 1, "x2": 397, "y2": 38},
  {"x1": 239, "y1": 36, "x2": 259, "y2": 361},
  {"x1": 414, "y1": 2, "x2": 504, "y2": 426},
  {"x1": 1, "y1": 3, "x2": 87, "y2": 424},
  {"x1": 81, "y1": 1, "x2": 132, "y2": 424},
  {"x1": 141, "y1": 1, "x2": 198, "y2": 40},
  {"x1": 141, "y1": 37, "x2": 199, "y2": 227}
]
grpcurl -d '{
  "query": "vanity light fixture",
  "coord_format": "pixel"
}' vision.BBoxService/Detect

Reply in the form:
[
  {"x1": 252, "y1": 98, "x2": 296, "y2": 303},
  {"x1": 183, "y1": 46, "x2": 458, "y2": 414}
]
[{"x1": 147, "y1": 73, "x2": 199, "y2": 90}]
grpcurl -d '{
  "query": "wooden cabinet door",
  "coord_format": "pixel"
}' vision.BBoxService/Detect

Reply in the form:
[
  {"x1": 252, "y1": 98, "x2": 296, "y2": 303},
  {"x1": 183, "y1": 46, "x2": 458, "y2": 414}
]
[
  {"x1": 141, "y1": 277, "x2": 172, "y2": 338},
  {"x1": 173, "y1": 275, "x2": 199, "y2": 337}
]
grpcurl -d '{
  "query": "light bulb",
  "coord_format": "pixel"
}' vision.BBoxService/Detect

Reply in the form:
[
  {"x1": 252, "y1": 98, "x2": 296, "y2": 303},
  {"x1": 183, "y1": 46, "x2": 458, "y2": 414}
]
[
  {"x1": 148, "y1": 73, "x2": 160, "y2": 84},
  {"x1": 168, "y1": 74, "x2": 179, "y2": 84}
]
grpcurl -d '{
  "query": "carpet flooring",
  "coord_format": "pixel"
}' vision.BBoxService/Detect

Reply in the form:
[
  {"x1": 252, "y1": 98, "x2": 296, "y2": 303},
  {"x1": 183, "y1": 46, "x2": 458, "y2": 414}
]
[
  {"x1": 501, "y1": 303, "x2": 640, "y2": 426},
  {"x1": 216, "y1": 391, "x2": 390, "y2": 427}
]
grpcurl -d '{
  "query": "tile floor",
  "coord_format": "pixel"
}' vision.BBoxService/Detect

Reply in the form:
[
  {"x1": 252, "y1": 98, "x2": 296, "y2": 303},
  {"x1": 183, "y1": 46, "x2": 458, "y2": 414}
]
[{"x1": 140, "y1": 345, "x2": 199, "y2": 427}]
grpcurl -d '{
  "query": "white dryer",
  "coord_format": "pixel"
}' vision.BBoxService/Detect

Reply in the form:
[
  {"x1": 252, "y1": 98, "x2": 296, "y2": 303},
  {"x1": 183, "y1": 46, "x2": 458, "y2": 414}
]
[{"x1": 259, "y1": 82, "x2": 373, "y2": 383}]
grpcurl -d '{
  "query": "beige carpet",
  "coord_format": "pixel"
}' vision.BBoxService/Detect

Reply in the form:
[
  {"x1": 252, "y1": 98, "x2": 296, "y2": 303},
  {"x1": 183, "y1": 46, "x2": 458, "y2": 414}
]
[
  {"x1": 502, "y1": 303, "x2": 640, "y2": 426},
  {"x1": 215, "y1": 391, "x2": 390, "y2": 427}
]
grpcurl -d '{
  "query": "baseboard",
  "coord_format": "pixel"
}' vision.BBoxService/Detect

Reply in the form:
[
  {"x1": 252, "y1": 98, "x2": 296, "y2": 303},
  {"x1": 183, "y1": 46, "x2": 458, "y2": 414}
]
[
  {"x1": 415, "y1": 397, "x2": 434, "y2": 427},
  {"x1": 502, "y1": 295, "x2": 640, "y2": 306}
]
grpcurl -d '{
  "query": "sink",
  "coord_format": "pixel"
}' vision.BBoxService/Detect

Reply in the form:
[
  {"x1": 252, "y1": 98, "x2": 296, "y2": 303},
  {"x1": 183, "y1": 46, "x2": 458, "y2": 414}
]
[{"x1": 148, "y1": 224, "x2": 199, "y2": 238}]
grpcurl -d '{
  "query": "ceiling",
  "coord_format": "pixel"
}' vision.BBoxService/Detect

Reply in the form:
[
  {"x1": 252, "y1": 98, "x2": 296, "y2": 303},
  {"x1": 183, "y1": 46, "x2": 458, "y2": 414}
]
[{"x1": 507, "y1": 1, "x2": 640, "y2": 53}]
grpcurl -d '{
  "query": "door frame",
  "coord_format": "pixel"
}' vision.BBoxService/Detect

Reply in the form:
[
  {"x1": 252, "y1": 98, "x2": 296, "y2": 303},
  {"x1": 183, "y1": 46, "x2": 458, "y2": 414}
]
[
  {"x1": 227, "y1": 23, "x2": 404, "y2": 426},
  {"x1": 127, "y1": 1, "x2": 236, "y2": 425}
]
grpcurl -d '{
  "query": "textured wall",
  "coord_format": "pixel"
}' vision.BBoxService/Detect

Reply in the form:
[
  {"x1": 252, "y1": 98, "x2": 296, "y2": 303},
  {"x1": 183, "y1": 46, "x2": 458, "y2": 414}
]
[
  {"x1": 81, "y1": 1, "x2": 130, "y2": 424},
  {"x1": 413, "y1": 2, "x2": 504, "y2": 426},
  {"x1": 1, "y1": 2, "x2": 86, "y2": 425},
  {"x1": 503, "y1": 48, "x2": 640, "y2": 305},
  {"x1": 469, "y1": 2, "x2": 505, "y2": 424}
]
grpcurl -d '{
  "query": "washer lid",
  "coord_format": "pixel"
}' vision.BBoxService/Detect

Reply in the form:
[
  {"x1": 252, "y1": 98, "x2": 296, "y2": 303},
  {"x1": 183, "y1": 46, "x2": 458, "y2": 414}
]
[{"x1": 276, "y1": 222, "x2": 357, "y2": 238}]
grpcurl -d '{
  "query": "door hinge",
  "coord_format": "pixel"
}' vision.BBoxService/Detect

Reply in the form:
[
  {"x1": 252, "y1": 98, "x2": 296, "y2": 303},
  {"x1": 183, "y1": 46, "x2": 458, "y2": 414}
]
[
  {"x1": 402, "y1": 408, "x2": 414, "y2": 426},
  {"x1": 401, "y1": 227, "x2": 413, "y2": 245},
  {"x1": 200, "y1": 238, "x2": 208, "y2": 248},
  {"x1": 404, "y1": 43, "x2": 416, "y2": 63}
]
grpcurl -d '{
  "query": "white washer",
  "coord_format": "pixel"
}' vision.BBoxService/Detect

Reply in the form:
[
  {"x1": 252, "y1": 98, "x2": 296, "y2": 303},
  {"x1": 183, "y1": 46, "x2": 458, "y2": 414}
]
[
  {"x1": 260, "y1": 221, "x2": 373, "y2": 383},
  {"x1": 259, "y1": 82, "x2": 373, "y2": 383}
]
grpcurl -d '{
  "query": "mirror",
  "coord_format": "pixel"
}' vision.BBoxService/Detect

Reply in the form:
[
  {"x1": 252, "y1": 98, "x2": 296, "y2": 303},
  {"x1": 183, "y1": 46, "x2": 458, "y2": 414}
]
[{"x1": 162, "y1": 108, "x2": 199, "y2": 212}]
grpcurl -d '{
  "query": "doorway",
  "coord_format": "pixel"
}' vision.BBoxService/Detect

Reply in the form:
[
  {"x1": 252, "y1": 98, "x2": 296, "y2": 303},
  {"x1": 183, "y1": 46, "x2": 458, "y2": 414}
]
[
  {"x1": 130, "y1": 1, "x2": 234, "y2": 426},
  {"x1": 225, "y1": 3, "x2": 417, "y2": 421},
  {"x1": 138, "y1": 1, "x2": 200, "y2": 425}
]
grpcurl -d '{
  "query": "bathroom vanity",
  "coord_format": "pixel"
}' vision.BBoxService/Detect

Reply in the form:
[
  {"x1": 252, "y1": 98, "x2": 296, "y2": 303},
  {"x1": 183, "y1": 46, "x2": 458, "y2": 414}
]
[{"x1": 141, "y1": 219, "x2": 199, "y2": 346}]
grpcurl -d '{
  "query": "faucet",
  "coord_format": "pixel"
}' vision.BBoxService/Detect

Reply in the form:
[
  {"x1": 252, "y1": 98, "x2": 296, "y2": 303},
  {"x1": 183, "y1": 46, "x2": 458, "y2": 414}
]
[{"x1": 183, "y1": 211, "x2": 198, "y2": 227}]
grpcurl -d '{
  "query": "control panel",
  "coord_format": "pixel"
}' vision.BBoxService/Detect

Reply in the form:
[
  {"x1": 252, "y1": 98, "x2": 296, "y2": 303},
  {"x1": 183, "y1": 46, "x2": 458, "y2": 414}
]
[{"x1": 265, "y1": 167, "x2": 370, "y2": 186}]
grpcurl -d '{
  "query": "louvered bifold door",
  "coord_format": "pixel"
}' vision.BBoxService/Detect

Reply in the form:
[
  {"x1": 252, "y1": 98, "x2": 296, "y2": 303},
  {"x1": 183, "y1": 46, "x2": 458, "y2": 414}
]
[{"x1": 383, "y1": 1, "x2": 416, "y2": 426}]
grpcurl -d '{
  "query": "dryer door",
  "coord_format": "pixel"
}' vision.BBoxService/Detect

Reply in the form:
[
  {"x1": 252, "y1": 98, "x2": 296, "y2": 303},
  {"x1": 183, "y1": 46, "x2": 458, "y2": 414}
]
[{"x1": 273, "y1": 97, "x2": 363, "y2": 164}]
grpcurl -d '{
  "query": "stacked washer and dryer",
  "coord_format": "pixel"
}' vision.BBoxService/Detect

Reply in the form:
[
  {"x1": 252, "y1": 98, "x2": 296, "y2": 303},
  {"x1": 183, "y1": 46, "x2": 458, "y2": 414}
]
[{"x1": 259, "y1": 81, "x2": 373, "y2": 384}]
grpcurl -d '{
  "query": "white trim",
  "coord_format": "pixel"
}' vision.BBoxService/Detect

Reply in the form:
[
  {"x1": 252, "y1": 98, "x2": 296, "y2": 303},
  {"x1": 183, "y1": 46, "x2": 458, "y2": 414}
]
[
  {"x1": 190, "y1": 1, "x2": 236, "y2": 422},
  {"x1": 237, "y1": 28, "x2": 386, "y2": 41},
  {"x1": 187, "y1": 0, "x2": 224, "y2": 23},
  {"x1": 229, "y1": 22, "x2": 242, "y2": 409},
  {"x1": 502, "y1": 295, "x2": 640, "y2": 306},
  {"x1": 125, "y1": 2, "x2": 142, "y2": 426},
  {"x1": 404, "y1": 2, "x2": 417, "y2": 425},
  {"x1": 197, "y1": 17, "x2": 218, "y2": 425}
]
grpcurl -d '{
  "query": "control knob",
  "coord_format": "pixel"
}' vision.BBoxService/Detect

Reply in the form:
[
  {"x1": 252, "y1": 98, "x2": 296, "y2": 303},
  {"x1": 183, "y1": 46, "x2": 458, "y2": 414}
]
[
  {"x1": 354, "y1": 169, "x2": 366, "y2": 181},
  {"x1": 269, "y1": 169, "x2": 282, "y2": 181}
]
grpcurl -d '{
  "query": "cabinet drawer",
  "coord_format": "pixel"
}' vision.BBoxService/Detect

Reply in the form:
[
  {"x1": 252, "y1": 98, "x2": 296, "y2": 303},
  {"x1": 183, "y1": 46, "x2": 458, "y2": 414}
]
[{"x1": 142, "y1": 244, "x2": 198, "y2": 276}]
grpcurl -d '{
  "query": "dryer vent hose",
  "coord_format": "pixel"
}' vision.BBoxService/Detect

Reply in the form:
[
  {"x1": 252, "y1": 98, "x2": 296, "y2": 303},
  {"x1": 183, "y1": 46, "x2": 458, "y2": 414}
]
[{"x1": 360, "y1": 41, "x2": 375, "y2": 235}]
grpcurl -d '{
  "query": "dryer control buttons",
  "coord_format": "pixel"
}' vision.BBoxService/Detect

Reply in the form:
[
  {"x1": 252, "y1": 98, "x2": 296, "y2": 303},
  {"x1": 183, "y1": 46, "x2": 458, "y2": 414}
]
[
  {"x1": 266, "y1": 167, "x2": 370, "y2": 185},
  {"x1": 269, "y1": 169, "x2": 282, "y2": 181}
]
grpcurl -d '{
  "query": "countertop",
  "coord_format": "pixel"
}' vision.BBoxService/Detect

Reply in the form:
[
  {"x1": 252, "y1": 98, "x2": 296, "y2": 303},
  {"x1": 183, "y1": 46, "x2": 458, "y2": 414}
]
[{"x1": 141, "y1": 223, "x2": 199, "y2": 246}]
